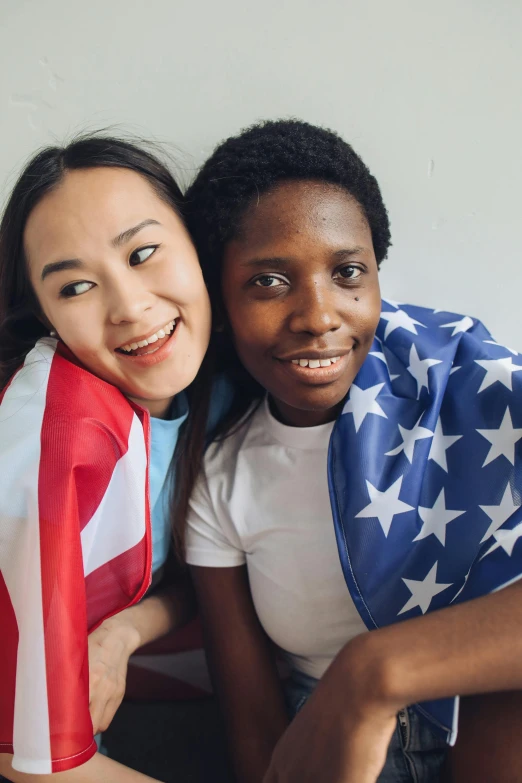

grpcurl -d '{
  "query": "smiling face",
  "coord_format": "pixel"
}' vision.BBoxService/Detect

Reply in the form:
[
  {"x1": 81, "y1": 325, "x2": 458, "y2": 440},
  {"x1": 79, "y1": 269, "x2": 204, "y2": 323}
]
[
  {"x1": 25, "y1": 167, "x2": 211, "y2": 417},
  {"x1": 221, "y1": 180, "x2": 381, "y2": 427}
]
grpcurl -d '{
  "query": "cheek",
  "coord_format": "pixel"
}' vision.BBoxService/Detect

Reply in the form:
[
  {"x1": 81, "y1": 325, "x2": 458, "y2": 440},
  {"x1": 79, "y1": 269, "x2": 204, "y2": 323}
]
[
  {"x1": 226, "y1": 303, "x2": 274, "y2": 354},
  {"x1": 352, "y1": 289, "x2": 381, "y2": 339},
  {"x1": 49, "y1": 305, "x2": 107, "y2": 360}
]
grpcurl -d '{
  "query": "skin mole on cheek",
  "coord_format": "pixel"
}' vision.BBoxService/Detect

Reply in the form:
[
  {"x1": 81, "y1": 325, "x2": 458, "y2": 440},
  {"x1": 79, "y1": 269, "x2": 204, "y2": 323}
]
[{"x1": 355, "y1": 296, "x2": 360, "y2": 301}]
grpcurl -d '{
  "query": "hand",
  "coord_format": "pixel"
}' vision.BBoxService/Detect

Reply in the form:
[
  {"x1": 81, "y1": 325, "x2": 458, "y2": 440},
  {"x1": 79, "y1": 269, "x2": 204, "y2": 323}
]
[
  {"x1": 263, "y1": 635, "x2": 399, "y2": 783},
  {"x1": 88, "y1": 611, "x2": 141, "y2": 733}
]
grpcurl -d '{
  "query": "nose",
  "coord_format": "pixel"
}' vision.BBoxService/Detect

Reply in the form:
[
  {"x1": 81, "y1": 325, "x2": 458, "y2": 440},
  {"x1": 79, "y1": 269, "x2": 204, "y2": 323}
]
[
  {"x1": 107, "y1": 270, "x2": 154, "y2": 325},
  {"x1": 287, "y1": 279, "x2": 342, "y2": 336}
]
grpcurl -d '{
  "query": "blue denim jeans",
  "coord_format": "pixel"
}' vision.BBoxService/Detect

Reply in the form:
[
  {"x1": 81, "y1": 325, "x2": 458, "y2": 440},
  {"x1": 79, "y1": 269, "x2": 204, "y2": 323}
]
[{"x1": 284, "y1": 670, "x2": 447, "y2": 783}]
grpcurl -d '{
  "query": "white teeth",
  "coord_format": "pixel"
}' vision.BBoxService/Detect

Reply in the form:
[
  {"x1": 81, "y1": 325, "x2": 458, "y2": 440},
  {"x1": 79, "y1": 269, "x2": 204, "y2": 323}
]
[
  {"x1": 118, "y1": 320, "x2": 176, "y2": 352},
  {"x1": 290, "y1": 356, "x2": 342, "y2": 368}
]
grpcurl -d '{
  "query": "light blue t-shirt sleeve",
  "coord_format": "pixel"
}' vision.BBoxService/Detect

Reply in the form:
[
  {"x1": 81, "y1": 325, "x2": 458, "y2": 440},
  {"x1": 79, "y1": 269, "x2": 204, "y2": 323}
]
[{"x1": 148, "y1": 377, "x2": 234, "y2": 574}]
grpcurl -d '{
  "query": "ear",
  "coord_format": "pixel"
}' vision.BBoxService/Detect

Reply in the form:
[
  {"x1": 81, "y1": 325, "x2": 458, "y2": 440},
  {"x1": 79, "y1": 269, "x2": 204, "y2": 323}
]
[{"x1": 36, "y1": 313, "x2": 55, "y2": 334}]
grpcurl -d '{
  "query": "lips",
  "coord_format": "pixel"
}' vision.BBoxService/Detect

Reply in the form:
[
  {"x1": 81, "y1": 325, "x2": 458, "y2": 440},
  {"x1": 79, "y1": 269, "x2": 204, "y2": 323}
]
[
  {"x1": 275, "y1": 350, "x2": 353, "y2": 385},
  {"x1": 115, "y1": 319, "x2": 178, "y2": 357}
]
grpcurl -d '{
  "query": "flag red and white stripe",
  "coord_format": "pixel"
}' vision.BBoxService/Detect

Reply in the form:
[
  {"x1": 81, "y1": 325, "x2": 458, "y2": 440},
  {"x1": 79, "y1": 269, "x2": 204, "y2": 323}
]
[{"x1": 0, "y1": 338, "x2": 151, "y2": 773}]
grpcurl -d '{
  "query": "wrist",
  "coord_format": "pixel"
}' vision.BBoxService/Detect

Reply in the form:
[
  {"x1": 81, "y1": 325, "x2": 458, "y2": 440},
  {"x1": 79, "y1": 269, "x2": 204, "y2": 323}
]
[
  {"x1": 338, "y1": 631, "x2": 406, "y2": 717},
  {"x1": 98, "y1": 609, "x2": 142, "y2": 655}
]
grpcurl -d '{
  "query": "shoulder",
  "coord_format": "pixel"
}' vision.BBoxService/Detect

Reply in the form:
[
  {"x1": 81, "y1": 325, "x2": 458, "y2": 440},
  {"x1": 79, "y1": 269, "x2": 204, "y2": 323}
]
[{"x1": 1, "y1": 339, "x2": 143, "y2": 463}]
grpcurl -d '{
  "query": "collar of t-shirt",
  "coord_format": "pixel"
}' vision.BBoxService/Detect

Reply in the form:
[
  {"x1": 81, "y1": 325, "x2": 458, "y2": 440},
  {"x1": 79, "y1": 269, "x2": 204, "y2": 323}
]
[{"x1": 262, "y1": 396, "x2": 335, "y2": 450}]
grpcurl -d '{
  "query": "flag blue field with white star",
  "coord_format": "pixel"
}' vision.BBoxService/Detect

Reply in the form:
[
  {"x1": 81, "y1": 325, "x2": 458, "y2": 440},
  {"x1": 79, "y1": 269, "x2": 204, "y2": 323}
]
[{"x1": 328, "y1": 300, "x2": 522, "y2": 743}]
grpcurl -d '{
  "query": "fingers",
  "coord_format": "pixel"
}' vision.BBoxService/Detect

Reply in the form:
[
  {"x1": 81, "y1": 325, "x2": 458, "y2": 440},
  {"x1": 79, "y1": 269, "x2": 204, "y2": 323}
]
[
  {"x1": 99, "y1": 691, "x2": 125, "y2": 733},
  {"x1": 89, "y1": 676, "x2": 125, "y2": 733}
]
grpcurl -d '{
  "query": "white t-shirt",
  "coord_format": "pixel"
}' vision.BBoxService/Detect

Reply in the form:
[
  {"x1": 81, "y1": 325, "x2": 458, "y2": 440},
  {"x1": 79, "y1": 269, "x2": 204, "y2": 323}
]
[{"x1": 186, "y1": 398, "x2": 368, "y2": 680}]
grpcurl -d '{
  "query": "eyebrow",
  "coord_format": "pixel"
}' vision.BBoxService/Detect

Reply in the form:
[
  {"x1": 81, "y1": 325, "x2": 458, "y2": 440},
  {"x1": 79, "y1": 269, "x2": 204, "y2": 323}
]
[
  {"x1": 241, "y1": 247, "x2": 367, "y2": 269},
  {"x1": 41, "y1": 258, "x2": 84, "y2": 281},
  {"x1": 40, "y1": 219, "x2": 161, "y2": 281},
  {"x1": 241, "y1": 257, "x2": 290, "y2": 270},
  {"x1": 111, "y1": 219, "x2": 161, "y2": 248}
]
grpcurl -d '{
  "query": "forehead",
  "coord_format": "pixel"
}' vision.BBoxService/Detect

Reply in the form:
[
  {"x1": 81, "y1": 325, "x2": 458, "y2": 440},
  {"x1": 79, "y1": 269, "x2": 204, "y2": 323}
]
[
  {"x1": 235, "y1": 180, "x2": 371, "y2": 251},
  {"x1": 24, "y1": 167, "x2": 173, "y2": 265}
]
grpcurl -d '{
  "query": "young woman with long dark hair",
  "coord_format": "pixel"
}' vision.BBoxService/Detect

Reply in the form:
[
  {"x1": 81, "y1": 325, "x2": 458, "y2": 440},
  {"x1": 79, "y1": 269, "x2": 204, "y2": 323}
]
[{"x1": 0, "y1": 136, "x2": 218, "y2": 782}]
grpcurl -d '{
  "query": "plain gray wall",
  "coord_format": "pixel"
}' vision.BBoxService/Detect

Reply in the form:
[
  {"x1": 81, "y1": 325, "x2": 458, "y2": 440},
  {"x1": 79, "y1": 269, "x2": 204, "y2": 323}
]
[{"x1": 1, "y1": 0, "x2": 520, "y2": 347}]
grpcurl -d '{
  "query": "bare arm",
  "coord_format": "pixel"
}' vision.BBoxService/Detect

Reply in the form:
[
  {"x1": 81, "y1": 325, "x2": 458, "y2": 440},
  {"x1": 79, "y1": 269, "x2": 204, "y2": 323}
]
[
  {"x1": 0, "y1": 751, "x2": 163, "y2": 783},
  {"x1": 89, "y1": 578, "x2": 195, "y2": 733},
  {"x1": 264, "y1": 580, "x2": 522, "y2": 783},
  {"x1": 191, "y1": 565, "x2": 289, "y2": 783},
  {"x1": 349, "y1": 578, "x2": 522, "y2": 706}
]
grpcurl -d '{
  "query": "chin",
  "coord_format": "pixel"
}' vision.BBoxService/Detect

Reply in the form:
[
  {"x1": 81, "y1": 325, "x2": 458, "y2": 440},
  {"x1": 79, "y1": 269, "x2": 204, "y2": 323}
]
[{"x1": 282, "y1": 388, "x2": 348, "y2": 414}]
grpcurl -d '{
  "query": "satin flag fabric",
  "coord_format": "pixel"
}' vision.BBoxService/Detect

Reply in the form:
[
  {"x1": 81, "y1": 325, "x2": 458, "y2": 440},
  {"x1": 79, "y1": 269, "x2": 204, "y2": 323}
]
[
  {"x1": 329, "y1": 302, "x2": 522, "y2": 744},
  {"x1": 0, "y1": 338, "x2": 151, "y2": 773}
]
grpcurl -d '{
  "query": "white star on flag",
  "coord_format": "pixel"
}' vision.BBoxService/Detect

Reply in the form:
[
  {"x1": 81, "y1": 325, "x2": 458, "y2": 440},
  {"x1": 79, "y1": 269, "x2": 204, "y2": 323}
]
[
  {"x1": 413, "y1": 489, "x2": 465, "y2": 546},
  {"x1": 385, "y1": 416, "x2": 434, "y2": 463},
  {"x1": 343, "y1": 382, "x2": 387, "y2": 432},
  {"x1": 480, "y1": 483, "x2": 520, "y2": 543},
  {"x1": 481, "y1": 522, "x2": 522, "y2": 560},
  {"x1": 484, "y1": 340, "x2": 518, "y2": 357},
  {"x1": 428, "y1": 418, "x2": 462, "y2": 472},
  {"x1": 477, "y1": 407, "x2": 522, "y2": 467},
  {"x1": 407, "y1": 344, "x2": 443, "y2": 398},
  {"x1": 380, "y1": 309, "x2": 426, "y2": 341},
  {"x1": 440, "y1": 316, "x2": 474, "y2": 336},
  {"x1": 475, "y1": 357, "x2": 522, "y2": 393},
  {"x1": 369, "y1": 351, "x2": 400, "y2": 381},
  {"x1": 356, "y1": 476, "x2": 415, "y2": 536},
  {"x1": 398, "y1": 562, "x2": 453, "y2": 615}
]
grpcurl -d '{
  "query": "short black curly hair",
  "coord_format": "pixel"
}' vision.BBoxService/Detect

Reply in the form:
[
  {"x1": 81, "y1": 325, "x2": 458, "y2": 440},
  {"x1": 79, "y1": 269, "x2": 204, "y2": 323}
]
[{"x1": 185, "y1": 118, "x2": 391, "y2": 297}]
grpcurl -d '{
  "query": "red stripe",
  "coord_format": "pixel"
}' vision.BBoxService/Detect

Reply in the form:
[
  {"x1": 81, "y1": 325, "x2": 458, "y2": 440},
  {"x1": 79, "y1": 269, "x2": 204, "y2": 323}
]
[
  {"x1": 85, "y1": 537, "x2": 148, "y2": 630},
  {"x1": 48, "y1": 350, "x2": 136, "y2": 532},
  {"x1": 37, "y1": 351, "x2": 150, "y2": 770},
  {"x1": 0, "y1": 571, "x2": 18, "y2": 753}
]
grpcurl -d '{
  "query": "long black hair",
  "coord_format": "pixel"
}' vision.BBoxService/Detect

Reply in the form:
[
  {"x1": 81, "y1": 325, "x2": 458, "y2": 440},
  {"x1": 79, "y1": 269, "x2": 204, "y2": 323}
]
[{"x1": 0, "y1": 133, "x2": 213, "y2": 562}]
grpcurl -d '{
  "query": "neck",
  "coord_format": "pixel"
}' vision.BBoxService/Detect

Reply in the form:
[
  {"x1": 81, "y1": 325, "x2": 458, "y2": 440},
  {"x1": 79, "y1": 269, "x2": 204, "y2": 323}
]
[
  {"x1": 269, "y1": 397, "x2": 342, "y2": 427},
  {"x1": 128, "y1": 394, "x2": 174, "y2": 419}
]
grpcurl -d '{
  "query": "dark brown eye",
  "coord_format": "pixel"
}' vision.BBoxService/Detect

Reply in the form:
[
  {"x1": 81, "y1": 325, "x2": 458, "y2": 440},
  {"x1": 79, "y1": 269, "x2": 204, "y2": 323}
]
[
  {"x1": 337, "y1": 265, "x2": 362, "y2": 280},
  {"x1": 253, "y1": 275, "x2": 286, "y2": 288},
  {"x1": 130, "y1": 245, "x2": 157, "y2": 266},
  {"x1": 60, "y1": 281, "x2": 94, "y2": 298}
]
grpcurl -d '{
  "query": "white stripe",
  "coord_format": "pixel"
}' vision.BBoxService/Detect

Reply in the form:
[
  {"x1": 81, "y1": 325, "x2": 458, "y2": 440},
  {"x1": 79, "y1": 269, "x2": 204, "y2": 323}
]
[
  {"x1": 81, "y1": 413, "x2": 147, "y2": 577},
  {"x1": 0, "y1": 339, "x2": 56, "y2": 773}
]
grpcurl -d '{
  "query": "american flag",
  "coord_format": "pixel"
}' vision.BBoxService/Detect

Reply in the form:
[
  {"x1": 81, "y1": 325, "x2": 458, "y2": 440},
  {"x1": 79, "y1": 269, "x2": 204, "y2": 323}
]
[
  {"x1": 0, "y1": 338, "x2": 152, "y2": 774},
  {"x1": 329, "y1": 301, "x2": 522, "y2": 744}
]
